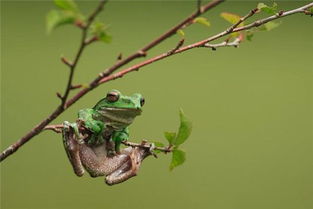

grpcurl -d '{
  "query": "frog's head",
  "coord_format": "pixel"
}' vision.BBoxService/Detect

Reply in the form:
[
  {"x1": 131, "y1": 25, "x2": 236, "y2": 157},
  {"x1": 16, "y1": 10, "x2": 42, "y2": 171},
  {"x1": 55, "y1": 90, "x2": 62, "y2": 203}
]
[{"x1": 93, "y1": 90, "x2": 145, "y2": 126}]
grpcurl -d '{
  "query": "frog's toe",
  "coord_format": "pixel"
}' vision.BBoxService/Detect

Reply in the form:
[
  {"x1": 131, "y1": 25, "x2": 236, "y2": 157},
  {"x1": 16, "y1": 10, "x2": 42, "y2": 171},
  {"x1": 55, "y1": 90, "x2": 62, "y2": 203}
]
[
  {"x1": 149, "y1": 143, "x2": 158, "y2": 158},
  {"x1": 62, "y1": 121, "x2": 71, "y2": 130}
]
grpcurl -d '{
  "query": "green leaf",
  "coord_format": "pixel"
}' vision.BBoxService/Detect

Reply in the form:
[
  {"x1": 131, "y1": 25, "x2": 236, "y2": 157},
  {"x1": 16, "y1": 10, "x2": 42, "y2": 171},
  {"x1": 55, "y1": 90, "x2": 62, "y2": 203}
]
[
  {"x1": 258, "y1": 21, "x2": 280, "y2": 31},
  {"x1": 90, "y1": 22, "x2": 112, "y2": 43},
  {"x1": 257, "y1": 3, "x2": 267, "y2": 10},
  {"x1": 194, "y1": 17, "x2": 210, "y2": 27},
  {"x1": 170, "y1": 149, "x2": 186, "y2": 171},
  {"x1": 220, "y1": 12, "x2": 243, "y2": 38},
  {"x1": 54, "y1": 0, "x2": 78, "y2": 12},
  {"x1": 176, "y1": 29, "x2": 185, "y2": 37},
  {"x1": 220, "y1": 12, "x2": 243, "y2": 27},
  {"x1": 46, "y1": 10, "x2": 76, "y2": 34},
  {"x1": 257, "y1": 2, "x2": 278, "y2": 15},
  {"x1": 152, "y1": 141, "x2": 165, "y2": 147},
  {"x1": 152, "y1": 141, "x2": 165, "y2": 154},
  {"x1": 164, "y1": 132, "x2": 176, "y2": 145},
  {"x1": 173, "y1": 109, "x2": 192, "y2": 146},
  {"x1": 98, "y1": 32, "x2": 112, "y2": 43}
]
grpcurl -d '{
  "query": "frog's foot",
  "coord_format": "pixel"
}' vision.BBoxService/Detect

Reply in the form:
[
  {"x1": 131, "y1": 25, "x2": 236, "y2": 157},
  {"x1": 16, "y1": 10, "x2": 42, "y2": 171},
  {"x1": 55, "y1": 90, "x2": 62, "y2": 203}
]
[
  {"x1": 62, "y1": 121, "x2": 85, "y2": 177},
  {"x1": 129, "y1": 147, "x2": 142, "y2": 175},
  {"x1": 105, "y1": 157, "x2": 133, "y2": 185}
]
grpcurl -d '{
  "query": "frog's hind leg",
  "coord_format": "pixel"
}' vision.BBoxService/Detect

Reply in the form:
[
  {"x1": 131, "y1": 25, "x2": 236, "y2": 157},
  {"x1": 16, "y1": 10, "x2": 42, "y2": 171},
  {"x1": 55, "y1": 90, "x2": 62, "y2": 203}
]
[
  {"x1": 105, "y1": 147, "x2": 150, "y2": 185},
  {"x1": 79, "y1": 143, "x2": 129, "y2": 178},
  {"x1": 62, "y1": 122, "x2": 85, "y2": 177}
]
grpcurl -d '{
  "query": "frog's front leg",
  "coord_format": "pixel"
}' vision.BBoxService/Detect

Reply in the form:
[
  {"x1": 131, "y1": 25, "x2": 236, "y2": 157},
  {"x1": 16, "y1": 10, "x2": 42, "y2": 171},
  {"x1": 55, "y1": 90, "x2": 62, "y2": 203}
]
[
  {"x1": 78, "y1": 108, "x2": 105, "y2": 145},
  {"x1": 62, "y1": 121, "x2": 85, "y2": 177},
  {"x1": 112, "y1": 128, "x2": 129, "y2": 153}
]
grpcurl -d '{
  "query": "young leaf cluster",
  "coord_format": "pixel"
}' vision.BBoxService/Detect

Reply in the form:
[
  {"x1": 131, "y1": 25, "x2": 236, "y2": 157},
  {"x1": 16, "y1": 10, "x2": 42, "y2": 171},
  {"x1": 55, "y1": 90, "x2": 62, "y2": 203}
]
[
  {"x1": 246, "y1": 2, "x2": 281, "y2": 41},
  {"x1": 220, "y1": 2, "x2": 281, "y2": 42},
  {"x1": 257, "y1": 2, "x2": 278, "y2": 15},
  {"x1": 163, "y1": 109, "x2": 192, "y2": 171},
  {"x1": 194, "y1": 17, "x2": 211, "y2": 28},
  {"x1": 220, "y1": 12, "x2": 243, "y2": 38},
  {"x1": 46, "y1": 0, "x2": 111, "y2": 43},
  {"x1": 46, "y1": 0, "x2": 83, "y2": 34},
  {"x1": 89, "y1": 22, "x2": 112, "y2": 43}
]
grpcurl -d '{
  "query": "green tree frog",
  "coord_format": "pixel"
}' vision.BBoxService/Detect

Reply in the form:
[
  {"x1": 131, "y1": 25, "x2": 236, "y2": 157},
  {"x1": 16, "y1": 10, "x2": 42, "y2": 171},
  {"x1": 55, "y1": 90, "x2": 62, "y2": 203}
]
[{"x1": 62, "y1": 90, "x2": 149, "y2": 185}]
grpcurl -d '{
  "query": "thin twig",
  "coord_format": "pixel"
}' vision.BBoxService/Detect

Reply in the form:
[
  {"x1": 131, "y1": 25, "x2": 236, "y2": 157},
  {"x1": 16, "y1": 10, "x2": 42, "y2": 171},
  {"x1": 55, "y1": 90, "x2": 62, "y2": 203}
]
[
  {"x1": 167, "y1": 39, "x2": 185, "y2": 55},
  {"x1": 197, "y1": 0, "x2": 202, "y2": 13},
  {"x1": 226, "y1": 8, "x2": 258, "y2": 33},
  {"x1": 203, "y1": 37, "x2": 241, "y2": 50},
  {"x1": 44, "y1": 125, "x2": 64, "y2": 133},
  {"x1": 70, "y1": 84, "x2": 83, "y2": 90},
  {"x1": 122, "y1": 141, "x2": 172, "y2": 153}
]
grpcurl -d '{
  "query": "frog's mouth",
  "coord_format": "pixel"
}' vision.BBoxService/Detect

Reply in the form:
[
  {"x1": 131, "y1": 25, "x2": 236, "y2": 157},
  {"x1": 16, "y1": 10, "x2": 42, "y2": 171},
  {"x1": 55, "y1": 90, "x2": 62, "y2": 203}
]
[
  {"x1": 97, "y1": 107, "x2": 142, "y2": 127},
  {"x1": 103, "y1": 107, "x2": 142, "y2": 116}
]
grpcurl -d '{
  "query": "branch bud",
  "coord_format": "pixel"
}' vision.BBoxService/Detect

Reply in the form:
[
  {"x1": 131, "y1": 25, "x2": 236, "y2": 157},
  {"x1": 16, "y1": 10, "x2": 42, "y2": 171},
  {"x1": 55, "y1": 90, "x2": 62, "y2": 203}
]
[
  {"x1": 56, "y1": 92, "x2": 63, "y2": 100},
  {"x1": 61, "y1": 56, "x2": 73, "y2": 67},
  {"x1": 117, "y1": 53, "x2": 123, "y2": 60},
  {"x1": 252, "y1": 8, "x2": 259, "y2": 14},
  {"x1": 75, "y1": 20, "x2": 86, "y2": 29},
  {"x1": 70, "y1": 84, "x2": 83, "y2": 90},
  {"x1": 138, "y1": 50, "x2": 147, "y2": 57},
  {"x1": 85, "y1": 36, "x2": 99, "y2": 45}
]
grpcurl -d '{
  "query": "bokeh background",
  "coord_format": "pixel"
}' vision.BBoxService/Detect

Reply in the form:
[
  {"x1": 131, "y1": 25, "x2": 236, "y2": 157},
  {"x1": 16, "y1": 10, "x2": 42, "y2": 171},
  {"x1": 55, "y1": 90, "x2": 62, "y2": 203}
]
[{"x1": 1, "y1": 1, "x2": 312, "y2": 209}]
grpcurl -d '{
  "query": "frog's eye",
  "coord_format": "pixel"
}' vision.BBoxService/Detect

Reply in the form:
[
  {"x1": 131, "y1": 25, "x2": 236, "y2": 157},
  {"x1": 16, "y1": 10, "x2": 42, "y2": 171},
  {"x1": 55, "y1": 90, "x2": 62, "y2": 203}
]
[
  {"x1": 140, "y1": 97, "x2": 145, "y2": 106},
  {"x1": 106, "y1": 91, "x2": 119, "y2": 102}
]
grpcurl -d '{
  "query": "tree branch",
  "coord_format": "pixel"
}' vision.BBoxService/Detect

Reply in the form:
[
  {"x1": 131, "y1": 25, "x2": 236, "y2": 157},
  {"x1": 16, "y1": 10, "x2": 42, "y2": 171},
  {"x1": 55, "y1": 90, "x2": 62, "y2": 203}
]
[
  {"x1": 44, "y1": 124, "x2": 172, "y2": 154},
  {"x1": 0, "y1": 0, "x2": 224, "y2": 162},
  {"x1": 95, "y1": 2, "x2": 313, "y2": 85}
]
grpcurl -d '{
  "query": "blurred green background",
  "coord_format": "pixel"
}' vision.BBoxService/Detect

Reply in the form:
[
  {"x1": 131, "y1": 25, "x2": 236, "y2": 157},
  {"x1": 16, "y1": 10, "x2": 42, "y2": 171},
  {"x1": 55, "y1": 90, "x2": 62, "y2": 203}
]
[{"x1": 1, "y1": 1, "x2": 312, "y2": 209}]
